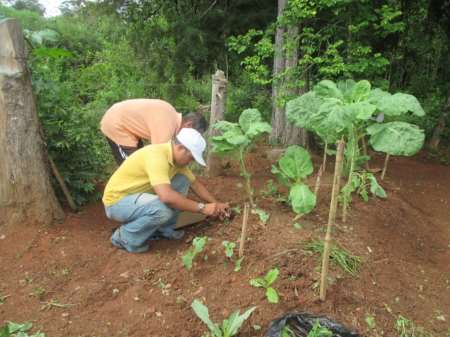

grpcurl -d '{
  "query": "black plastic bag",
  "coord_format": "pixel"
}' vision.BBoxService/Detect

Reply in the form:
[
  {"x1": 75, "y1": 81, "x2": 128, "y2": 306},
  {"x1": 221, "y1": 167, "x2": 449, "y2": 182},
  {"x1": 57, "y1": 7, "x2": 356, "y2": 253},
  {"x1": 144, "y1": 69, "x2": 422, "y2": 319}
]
[{"x1": 265, "y1": 312, "x2": 361, "y2": 337}]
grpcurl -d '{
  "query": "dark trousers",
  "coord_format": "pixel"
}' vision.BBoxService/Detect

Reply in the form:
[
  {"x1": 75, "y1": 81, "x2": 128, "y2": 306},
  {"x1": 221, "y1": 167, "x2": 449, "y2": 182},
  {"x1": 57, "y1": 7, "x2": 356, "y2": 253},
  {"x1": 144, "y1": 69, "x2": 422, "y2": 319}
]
[{"x1": 106, "y1": 137, "x2": 144, "y2": 165}]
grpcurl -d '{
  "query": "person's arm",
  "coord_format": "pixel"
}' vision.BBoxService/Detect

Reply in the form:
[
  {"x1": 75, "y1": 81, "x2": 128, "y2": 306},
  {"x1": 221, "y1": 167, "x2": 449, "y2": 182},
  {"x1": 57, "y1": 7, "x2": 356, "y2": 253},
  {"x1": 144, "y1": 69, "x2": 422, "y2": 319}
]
[
  {"x1": 190, "y1": 179, "x2": 229, "y2": 214},
  {"x1": 153, "y1": 184, "x2": 218, "y2": 216}
]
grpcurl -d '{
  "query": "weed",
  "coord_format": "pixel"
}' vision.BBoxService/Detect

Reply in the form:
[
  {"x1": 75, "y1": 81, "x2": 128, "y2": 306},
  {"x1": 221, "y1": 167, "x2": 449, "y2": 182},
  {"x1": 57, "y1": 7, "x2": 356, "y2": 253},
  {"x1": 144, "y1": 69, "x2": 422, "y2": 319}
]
[
  {"x1": 395, "y1": 315, "x2": 434, "y2": 337},
  {"x1": 40, "y1": 298, "x2": 73, "y2": 311},
  {"x1": 0, "y1": 321, "x2": 45, "y2": 337},
  {"x1": 303, "y1": 240, "x2": 361, "y2": 275},
  {"x1": 30, "y1": 287, "x2": 46, "y2": 300},
  {"x1": 307, "y1": 320, "x2": 332, "y2": 337}
]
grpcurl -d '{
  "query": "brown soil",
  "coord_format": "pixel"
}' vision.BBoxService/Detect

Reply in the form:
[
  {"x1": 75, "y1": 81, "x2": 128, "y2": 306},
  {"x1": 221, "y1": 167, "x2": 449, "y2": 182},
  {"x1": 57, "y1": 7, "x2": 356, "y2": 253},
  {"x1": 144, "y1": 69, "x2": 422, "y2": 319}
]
[{"x1": 1, "y1": 149, "x2": 449, "y2": 337}]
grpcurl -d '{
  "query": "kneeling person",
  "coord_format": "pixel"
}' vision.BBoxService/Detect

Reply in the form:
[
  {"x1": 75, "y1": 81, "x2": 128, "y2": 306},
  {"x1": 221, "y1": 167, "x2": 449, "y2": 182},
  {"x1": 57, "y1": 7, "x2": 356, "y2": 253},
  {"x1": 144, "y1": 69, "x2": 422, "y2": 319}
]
[{"x1": 103, "y1": 128, "x2": 229, "y2": 253}]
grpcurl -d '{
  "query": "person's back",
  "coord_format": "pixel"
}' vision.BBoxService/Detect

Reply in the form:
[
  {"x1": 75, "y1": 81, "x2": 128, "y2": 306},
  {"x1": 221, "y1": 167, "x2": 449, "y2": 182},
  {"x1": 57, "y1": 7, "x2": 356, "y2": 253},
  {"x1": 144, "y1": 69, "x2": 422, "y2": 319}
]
[{"x1": 101, "y1": 99, "x2": 181, "y2": 147}]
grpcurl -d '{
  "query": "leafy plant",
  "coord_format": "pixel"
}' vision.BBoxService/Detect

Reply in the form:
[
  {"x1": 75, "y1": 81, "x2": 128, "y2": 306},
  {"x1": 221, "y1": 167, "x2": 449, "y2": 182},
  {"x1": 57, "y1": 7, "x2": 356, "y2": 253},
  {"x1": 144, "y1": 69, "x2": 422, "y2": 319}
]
[
  {"x1": 0, "y1": 321, "x2": 45, "y2": 337},
  {"x1": 252, "y1": 208, "x2": 270, "y2": 224},
  {"x1": 191, "y1": 299, "x2": 256, "y2": 337},
  {"x1": 211, "y1": 108, "x2": 271, "y2": 206},
  {"x1": 395, "y1": 315, "x2": 434, "y2": 337},
  {"x1": 286, "y1": 79, "x2": 425, "y2": 218},
  {"x1": 182, "y1": 236, "x2": 208, "y2": 270},
  {"x1": 261, "y1": 179, "x2": 288, "y2": 203},
  {"x1": 272, "y1": 146, "x2": 316, "y2": 215},
  {"x1": 304, "y1": 240, "x2": 361, "y2": 276},
  {"x1": 250, "y1": 268, "x2": 280, "y2": 303},
  {"x1": 307, "y1": 320, "x2": 332, "y2": 337},
  {"x1": 222, "y1": 241, "x2": 236, "y2": 258}
]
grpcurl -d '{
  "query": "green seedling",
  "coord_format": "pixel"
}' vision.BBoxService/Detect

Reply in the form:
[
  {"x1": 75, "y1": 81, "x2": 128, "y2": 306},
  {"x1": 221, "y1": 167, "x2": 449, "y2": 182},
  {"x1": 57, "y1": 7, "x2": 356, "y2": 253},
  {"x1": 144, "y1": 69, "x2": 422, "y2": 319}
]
[
  {"x1": 395, "y1": 315, "x2": 434, "y2": 337},
  {"x1": 30, "y1": 287, "x2": 46, "y2": 300},
  {"x1": 211, "y1": 108, "x2": 271, "y2": 206},
  {"x1": 222, "y1": 241, "x2": 236, "y2": 258},
  {"x1": 252, "y1": 208, "x2": 269, "y2": 224},
  {"x1": 191, "y1": 299, "x2": 256, "y2": 337},
  {"x1": 307, "y1": 320, "x2": 332, "y2": 337},
  {"x1": 250, "y1": 268, "x2": 280, "y2": 303},
  {"x1": 0, "y1": 321, "x2": 45, "y2": 337},
  {"x1": 234, "y1": 257, "x2": 244, "y2": 272},
  {"x1": 272, "y1": 146, "x2": 316, "y2": 215},
  {"x1": 281, "y1": 326, "x2": 294, "y2": 337},
  {"x1": 182, "y1": 236, "x2": 208, "y2": 270},
  {"x1": 304, "y1": 240, "x2": 361, "y2": 275},
  {"x1": 365, "y1": 313, "x2": 376, "y2": 330}
]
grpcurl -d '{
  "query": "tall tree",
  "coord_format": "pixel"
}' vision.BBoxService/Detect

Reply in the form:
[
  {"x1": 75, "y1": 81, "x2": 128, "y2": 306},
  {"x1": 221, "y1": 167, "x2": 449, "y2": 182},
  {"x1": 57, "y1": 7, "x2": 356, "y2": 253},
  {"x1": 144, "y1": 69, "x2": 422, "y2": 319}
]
[{"x1": 0, "y1": 19, "x2": 64, "y2": 227}]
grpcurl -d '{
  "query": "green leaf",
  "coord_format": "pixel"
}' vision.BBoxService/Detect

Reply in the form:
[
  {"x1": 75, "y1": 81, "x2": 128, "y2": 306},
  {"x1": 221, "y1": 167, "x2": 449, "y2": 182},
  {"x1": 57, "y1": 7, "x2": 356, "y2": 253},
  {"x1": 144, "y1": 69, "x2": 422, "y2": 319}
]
[
  {"x1": 252, "y1": 208, "x2": 269, "y2": 224},
  {"x1": 377, "y1": 93, "x2": 425, "y2": 117},
  {"x1": 264, "y1": 268, "x2": 279, "y2": 285},
  {"x1": 350, "y1": 80, "x2": 371, "y2": 102},
  {"x1": 344, "y1": 102, "x2": 377, "y2": 120},
  {"x1": 249, "y1": 278, "x2": 266, "y2": 288},
  {"x1": 314, "y1": 80, "x2": 344, "y2": 101},
  {"x1": 226, "y1": 307, "x2": 256, "y2": 337},
  {"x1": 7, "y1": 322, "x2": 32, "y2": 333},
  {"x1": 0, "y1": 325, "x2": 10, "y2": 337},
  {"x1": 182, "y1": 251, "x2": 195, "y2": 270},
  {"x1": 222, "y1": 241, "x2": 236, "y2": 258},
  {"x1": 238, "y1": 109, "x2": 262, "y2": 133},
  {"x1": 245, "y1": 122, "x2": 272, "y2": 139},
  {"x1": 277, "y1": 146, "x2": 313, "y2": 182},
  {"x1": 367, "y1": 174, "x2": 387, "y2": 198},
  {"x1": 193, "y1": 237, "x2": 207, "y2": 253},
  {"x1": 289, "y1": 184, "x2": 316, "y2": 215},
  {"x1": 368, "y1": 88, "x2": 391, "y2": 106},
  {"x1": 265, "y1": 287, "x2": 279, "y2": 303},
  {"x1": 367, "y1": 122, "x2": 425, "y2": 156},
  {"x1": 316, "y1": 98, "x2": 351, "y2": 136},
  {"x1": 286, "y1": 92, "x2": 323, "y2": 130},
  {"x1": 337, "y1": 79, "x2": 356, "y2": 102},
  {"x1": 191, "y1": 300, "x2": 222, "y2": 337}
]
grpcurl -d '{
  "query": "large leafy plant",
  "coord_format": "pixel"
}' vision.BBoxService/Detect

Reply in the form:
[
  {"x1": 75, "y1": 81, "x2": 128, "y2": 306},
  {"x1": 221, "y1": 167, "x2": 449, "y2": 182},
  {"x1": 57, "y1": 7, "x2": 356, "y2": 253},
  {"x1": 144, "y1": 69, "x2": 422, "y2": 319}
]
[
  {"x1": 211, "y1": 108, "x2": 272, "y2": 206},
  {"x1": 191, "y1": 299, "x2": 256, "y2": 337},
  {"x1": 286, "y1": 79, "x2": 425, "y2": 217},
  {"x1": 272, "y1": 146, "x2": 316, "y2": 215}
]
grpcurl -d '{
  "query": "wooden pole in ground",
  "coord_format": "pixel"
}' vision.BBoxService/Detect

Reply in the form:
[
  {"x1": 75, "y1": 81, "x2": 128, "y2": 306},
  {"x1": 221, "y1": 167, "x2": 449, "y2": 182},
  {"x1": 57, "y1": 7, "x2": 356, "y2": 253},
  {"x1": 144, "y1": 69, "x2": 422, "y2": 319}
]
[
  {"x1": 48, "y1": 156, "x2": 78, "y2": 211},
  {"x1": 206, "y1": 70, "x2": 227, "y2": 177},
  {"x1": 239, "y1": 203, "x2": 250, "y2": 258},
  {"x1": 314, "y1": 141, "x2": 328, "y2": 197},
  {"x1": 381, "y1": 153, "x2": 390, "y2": 180},
  {"x1": 320, "y1": 138, "x2": 345, "y2": 301}
]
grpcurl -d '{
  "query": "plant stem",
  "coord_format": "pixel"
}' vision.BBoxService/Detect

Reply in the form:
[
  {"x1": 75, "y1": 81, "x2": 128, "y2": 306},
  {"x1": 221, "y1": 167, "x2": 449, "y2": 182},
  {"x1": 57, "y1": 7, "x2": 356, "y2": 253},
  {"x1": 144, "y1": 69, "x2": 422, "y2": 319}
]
[
  {"x1": 342, "y1": 133, "x2": 356, "y2": 223},
  {"x1": 361, "y1": 136, "x2": 370, "y2": 170},
  {"x1": 381, "y1": 153, "x2": 390, "y2": 180},
  {"x1": 320, "y1": 138, "x2": 345, "y2": 301},
  {"x1": 239, "y1": 147, "x2": 254, "y2": 207}
]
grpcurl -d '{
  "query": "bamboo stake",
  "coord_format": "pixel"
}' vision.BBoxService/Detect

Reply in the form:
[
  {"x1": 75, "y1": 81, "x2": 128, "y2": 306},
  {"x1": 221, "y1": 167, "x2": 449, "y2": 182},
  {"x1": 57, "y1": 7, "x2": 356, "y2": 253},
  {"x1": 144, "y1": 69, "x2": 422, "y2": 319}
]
[
  {"x1": 48, "y1": 156, "x2": 78, "y2": 211},
  {"x1": 314, "y1": 142, "x2": 328, "y2": 197},
  {"x1": 381, "y1": 153, "x2": 390, "y2": 180},
  {"x1": 238, "y1": 203, "x2": 250, "y2": 258},
  {"x1": 320, "y1": 139, "x2": 345, "y2": 301}
]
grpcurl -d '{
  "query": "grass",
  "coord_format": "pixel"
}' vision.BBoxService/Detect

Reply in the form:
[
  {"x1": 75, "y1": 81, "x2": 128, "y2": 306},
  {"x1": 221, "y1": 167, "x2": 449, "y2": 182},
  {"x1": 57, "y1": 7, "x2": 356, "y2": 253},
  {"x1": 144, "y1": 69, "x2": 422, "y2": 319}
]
[
  {"x1": 303, "y1": 240, "x2": 361, "y2": 275},
  {"x1": 395, "y1": 315, "x2": 435, "y2": 337}
]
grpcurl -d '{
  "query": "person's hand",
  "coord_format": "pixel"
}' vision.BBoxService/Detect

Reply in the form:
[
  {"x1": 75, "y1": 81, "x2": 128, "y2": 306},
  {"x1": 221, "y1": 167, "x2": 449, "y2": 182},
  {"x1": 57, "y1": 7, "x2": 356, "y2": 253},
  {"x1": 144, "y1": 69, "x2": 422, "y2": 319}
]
[
  {"x1": 216, "y1": 202, "x2": 230, "y2": 220},
  {"x1": 201, "y1": 203, "x2": 218, "y2": 217}
]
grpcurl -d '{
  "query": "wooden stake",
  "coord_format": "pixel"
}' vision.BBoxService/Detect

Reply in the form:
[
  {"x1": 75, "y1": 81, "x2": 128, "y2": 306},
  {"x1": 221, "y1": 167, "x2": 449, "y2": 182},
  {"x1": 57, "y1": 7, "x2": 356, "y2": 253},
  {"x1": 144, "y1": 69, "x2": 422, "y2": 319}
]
[
  {"x1": 239, "y1": 203, "x2": 250, "y2": 258},
  {"x1": 314, "y1": 142, "x2": 328, "y2": 197},
  {"x1": 381, "y1": 153, "x2": 390, "y2": 180},
  {"x1": 320, "y1": 139, "x2": 345, "y2": 301},
  {"x1": 48, "y1": 156, "x2": 78, "y2": 211}
]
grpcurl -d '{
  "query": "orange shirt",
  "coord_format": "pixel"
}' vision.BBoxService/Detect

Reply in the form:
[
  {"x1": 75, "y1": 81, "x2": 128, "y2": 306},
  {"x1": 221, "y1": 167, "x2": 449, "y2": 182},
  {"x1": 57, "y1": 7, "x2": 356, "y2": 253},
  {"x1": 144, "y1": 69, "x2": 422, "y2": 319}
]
[{"x1": 100, "y1": 99, "x2": 182, "y2": 147}]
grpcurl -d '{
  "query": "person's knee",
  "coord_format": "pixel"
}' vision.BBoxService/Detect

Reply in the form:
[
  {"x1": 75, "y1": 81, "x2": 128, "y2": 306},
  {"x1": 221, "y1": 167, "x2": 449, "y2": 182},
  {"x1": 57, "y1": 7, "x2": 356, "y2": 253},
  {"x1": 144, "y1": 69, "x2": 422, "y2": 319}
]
[{"x1": 151, "y1": 206, "x2": 174, "y2": 224}]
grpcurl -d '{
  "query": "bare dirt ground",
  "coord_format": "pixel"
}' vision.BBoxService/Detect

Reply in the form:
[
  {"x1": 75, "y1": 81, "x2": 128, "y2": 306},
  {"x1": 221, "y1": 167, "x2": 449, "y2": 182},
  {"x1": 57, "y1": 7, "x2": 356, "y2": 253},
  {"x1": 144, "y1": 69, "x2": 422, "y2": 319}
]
[{"x1": 1, "y1": 149, "x2": 449, "y2": 337}]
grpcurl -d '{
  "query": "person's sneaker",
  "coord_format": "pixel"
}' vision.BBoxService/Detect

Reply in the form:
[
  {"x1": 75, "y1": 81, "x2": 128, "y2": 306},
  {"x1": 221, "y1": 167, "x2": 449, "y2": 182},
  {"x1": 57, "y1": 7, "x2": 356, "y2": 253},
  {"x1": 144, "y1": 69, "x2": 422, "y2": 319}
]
[
  {"x1": 159, "y1": 228, "x2": 185, "y2": 240},
  {"x1": 111, "y1": 229, "x2": 149, "y2": 253}
]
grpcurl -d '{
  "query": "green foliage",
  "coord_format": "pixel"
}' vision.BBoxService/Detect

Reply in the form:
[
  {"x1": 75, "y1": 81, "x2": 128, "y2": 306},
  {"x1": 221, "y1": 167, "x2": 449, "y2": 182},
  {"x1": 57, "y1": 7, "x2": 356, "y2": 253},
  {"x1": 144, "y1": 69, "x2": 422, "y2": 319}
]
[
  {"x1": 0, "y1": 321, "x2": 45, "y2": 337},
  {"x1": 212, "y1": 108, "x2": 271, "y2": 205},
  {"x1": 306, "y1": 320, "x2": 332, "y2": 337},
  {"x1": 191, "y1": 299, "x2": 256, "y2": 337},
  {"x1": 182, "y1": 236, "x2": 208, "y2": 270},
  {"x1": 395, "y1": 315, "x2": 434, "y2": 337},
  {"x1": 252, "y1": 208, "x2": 270, "y2": 224},
  {"x1": 222, "y1": 241, "x2": 236, "y2": 259},
  {"x1": 272, "y1": 146, "x2": 316, "y2": 215},
  {"x1": 304, "y1": 240, "x2": 361, "y2": 276},
  {"x1": 250, "y1": 268, "x2": 280, "y2": 303}
]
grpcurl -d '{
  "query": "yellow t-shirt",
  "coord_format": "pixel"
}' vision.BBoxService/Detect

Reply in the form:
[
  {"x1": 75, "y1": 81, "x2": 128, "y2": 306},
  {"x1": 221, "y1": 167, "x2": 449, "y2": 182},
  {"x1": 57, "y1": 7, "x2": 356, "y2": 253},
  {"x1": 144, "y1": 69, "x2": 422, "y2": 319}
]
[{"x1": 103, "y1": 142, "x2": 195, "y2": 206}]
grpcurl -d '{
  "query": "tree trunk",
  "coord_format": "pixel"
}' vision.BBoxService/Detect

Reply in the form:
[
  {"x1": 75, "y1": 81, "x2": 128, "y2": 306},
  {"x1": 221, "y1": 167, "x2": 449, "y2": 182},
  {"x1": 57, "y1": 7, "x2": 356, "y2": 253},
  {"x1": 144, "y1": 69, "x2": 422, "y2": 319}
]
[
  {"x1": 206, "y1": 69, "x2": 227, "y2": 177},
  {"x1": 0, "y1": 19, "x2": 64, "y2": 228},
  {"x1": 429, "y1": 87, "x2": 450, "y2": 150},
  {"x1": 270, "y1": 0, "x2": 307, "y2": 146},
  {"x1": 269, "y1": 0, "x2": 286, "y2": 145}
]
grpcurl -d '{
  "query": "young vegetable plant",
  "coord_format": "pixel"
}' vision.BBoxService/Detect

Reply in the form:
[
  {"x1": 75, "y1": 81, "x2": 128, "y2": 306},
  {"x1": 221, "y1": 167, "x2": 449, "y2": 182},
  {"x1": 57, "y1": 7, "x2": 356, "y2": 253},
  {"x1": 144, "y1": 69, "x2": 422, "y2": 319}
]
[
  {"x1": 211, "y1": 108, "x2": 272, "y2": 207},
  {"x1": 191, "y1": 299, "x2": 256, "y2": 337},
  {"x1": 222, "y1": 240, "x2": 244, "y2": 272},
  {"x1": 307, "y1": 320, "x2": 333, "y2": 337},
  {"x1": 182, "y1": 236, "x2": 208, "y2": 270},
  {"x1": 250, "y1": 268, "x2": 280, "y2": 303},
  {"x1": 0, "y1": 321, "x2": 45, "y2": 337},
  {"x1": 286, "y1": 79, "x2": 425, "y2": 220},
  {"x1": 272, "y1": 146, "x2": 316, "y2": 216}
]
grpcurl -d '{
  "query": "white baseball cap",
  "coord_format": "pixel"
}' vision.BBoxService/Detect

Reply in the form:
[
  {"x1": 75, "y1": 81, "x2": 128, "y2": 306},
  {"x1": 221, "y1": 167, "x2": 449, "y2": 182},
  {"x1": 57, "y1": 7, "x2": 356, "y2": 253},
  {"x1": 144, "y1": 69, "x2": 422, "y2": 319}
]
[{"x1": 176, "y1": 128, "x2": 207, "y2": 166}]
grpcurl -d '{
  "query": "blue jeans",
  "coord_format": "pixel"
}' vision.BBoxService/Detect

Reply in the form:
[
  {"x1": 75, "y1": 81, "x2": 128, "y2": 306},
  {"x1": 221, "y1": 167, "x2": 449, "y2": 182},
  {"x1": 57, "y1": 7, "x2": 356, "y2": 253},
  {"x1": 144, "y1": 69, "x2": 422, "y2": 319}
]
[{"x1": 105, "y1": 174, "x2": 189, "y2": 253}]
